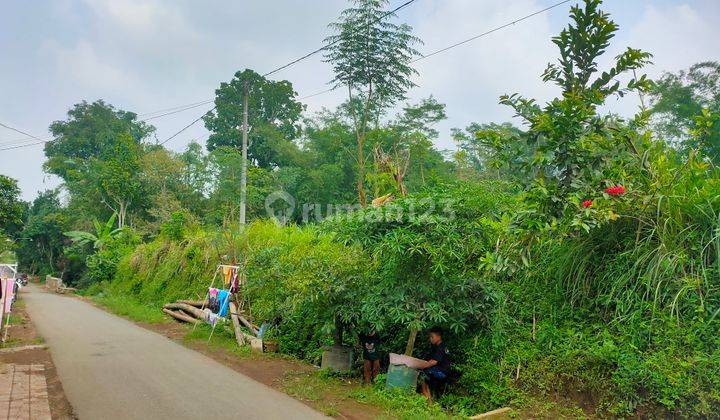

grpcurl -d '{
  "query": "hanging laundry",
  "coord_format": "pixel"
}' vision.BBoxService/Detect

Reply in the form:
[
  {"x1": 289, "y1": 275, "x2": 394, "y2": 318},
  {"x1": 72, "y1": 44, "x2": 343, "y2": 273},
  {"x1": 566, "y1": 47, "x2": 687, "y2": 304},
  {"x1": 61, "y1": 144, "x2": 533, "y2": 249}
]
[
  {"x1": 229, "y1": 269, "x2": 240, "y2": 294},
  {"x1": 208, "y1": 288, "x2": 220, "y2": 313},
  {"x1": 217, "y1": 290, "x2": 230, "y2": 317},
  {"x1": 202, "y1": 308, "x2": 219, "y2": 327},
  {"x1": 2, "y1": 279, "x2": 14, "y2": 314},
  {"x1": 222, "y1": 266, "x2": 233, "y2": 286}
]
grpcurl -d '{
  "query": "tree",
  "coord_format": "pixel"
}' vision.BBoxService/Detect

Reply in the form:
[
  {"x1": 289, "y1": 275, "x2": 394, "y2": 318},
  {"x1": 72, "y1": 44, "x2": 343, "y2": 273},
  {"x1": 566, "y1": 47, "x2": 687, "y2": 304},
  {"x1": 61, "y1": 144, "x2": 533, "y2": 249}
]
[
  {"x1": 45, "y1": 100, "x2": 154, "y2": 181},
  {"x1": 388, "y1": 97, "x2": 452, "y2": 190},
  {"x1": 203, "y1": 69, "x2": 304, "y2": 169},
  {"x1": 44, "y1": 101, "x2": 155, "y2": 225},
  {"x1": 452, "y1": 122, "x2": 535, "y2": 183},
  {"x1": 206, "y1": 147, "x2": 277, "y2": 225},
  {"x1": 393, "y1": 96, "x2": 447, "y2": 140},
  {"x1": 500, "y1": 0, "x2": 652, "y2": 217},
  {"x1": 92, "y1": 134, "x2": 146, "y2": 228},
  {"x1": 650, "y1": 61, "x2": 720, "y2": 164},
  {"x1": 324, "y1": 0, "x2": 421, "y2": 206},
  {"x1": 15, "y1": 190, "x2": 69, "y2": 277},
  {"x1": 326, "y1": 182, "x2": 508, "y2": 355},
  {"x1": 0, "y1": 175, "x2": 24, "y2": 237}
]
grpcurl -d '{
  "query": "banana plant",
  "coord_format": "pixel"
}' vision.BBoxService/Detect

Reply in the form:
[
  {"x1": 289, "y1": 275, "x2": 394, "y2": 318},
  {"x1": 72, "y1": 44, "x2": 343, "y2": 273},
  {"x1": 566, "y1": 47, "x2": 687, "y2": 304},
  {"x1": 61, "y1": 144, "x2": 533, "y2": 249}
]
[{"x1": 65, "y1": 213, "x2": 124, "y2": 251}]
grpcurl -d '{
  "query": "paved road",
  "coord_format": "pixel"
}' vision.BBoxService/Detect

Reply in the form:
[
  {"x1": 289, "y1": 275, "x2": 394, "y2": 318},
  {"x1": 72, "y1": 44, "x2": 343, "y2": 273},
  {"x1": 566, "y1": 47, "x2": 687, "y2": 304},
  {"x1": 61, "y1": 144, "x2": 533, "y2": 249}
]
[{"x1": 23, "y1": 286, "x2": 325, "y2": 420}]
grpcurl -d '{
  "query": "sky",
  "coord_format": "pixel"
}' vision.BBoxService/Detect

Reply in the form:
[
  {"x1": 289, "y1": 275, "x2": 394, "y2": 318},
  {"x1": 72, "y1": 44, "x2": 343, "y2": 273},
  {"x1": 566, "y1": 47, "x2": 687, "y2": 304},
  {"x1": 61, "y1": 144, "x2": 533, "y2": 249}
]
[{"x1": 1, "y1": 0, "x2": 719, "y2": 201}]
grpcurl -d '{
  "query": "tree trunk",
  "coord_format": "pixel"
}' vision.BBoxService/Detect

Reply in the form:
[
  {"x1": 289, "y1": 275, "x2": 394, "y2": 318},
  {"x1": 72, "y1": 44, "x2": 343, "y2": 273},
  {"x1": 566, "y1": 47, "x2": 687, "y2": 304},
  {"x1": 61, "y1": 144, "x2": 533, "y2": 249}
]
[
  {"x1": 229, "y1": 302, "x2": 247, "y2": 346},
  {"x1": 162, "y1": 308, "x2": 198, "y2": 324},
  {"x1": 333, "y1": 315, "x2": 344, "y2": 346},
  {"x1": 237, "y1": 314, "x2": 259, "y2": 335},
  {"x1": 356, "y1": 136, "x2": 367, "y2": 207},
  {"x1": 404, "y1": 327, "x2": 418, "y2": 356},
  {"x1": 163, "y1": 302, "x2": 207, "y2": 319},
  {"x1": 177, "y1": 300, "x2": 207, "y2": 308},
  {"x1": 118, "y1": 201, "x2": 126, "y2": 228}
]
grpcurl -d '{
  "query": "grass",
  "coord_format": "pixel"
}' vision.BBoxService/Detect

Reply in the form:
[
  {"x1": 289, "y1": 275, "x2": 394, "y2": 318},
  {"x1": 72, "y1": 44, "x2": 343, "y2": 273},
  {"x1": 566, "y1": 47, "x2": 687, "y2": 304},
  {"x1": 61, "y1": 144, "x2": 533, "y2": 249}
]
[
  {"x1": 183, "y1": 323, "x2": 253, "y2": 358},
  {"x1": 92, "y1": 293, "x2": 166, "y2": 324},
  {"x1": 282, "y1": 369, "x2": 463, "y2": 419},
  {"x1": 282, "y1": 371, "x2": 345, "y2": 416}
]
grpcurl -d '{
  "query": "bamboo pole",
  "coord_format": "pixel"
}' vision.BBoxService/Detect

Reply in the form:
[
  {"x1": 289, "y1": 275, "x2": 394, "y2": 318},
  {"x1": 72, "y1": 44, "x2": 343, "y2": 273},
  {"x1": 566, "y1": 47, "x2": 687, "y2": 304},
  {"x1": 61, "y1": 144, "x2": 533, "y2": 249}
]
[{"x1": 229, "y1": 302, "x2": 246, "y2": 346}]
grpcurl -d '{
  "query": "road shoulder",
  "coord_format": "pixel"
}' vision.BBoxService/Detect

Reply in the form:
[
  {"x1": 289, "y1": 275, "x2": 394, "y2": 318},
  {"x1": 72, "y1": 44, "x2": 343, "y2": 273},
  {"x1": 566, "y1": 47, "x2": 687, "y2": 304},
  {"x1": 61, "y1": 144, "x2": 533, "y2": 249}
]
[{"x1": 0, "y1": 290, "x2": 75, "y2": 419}]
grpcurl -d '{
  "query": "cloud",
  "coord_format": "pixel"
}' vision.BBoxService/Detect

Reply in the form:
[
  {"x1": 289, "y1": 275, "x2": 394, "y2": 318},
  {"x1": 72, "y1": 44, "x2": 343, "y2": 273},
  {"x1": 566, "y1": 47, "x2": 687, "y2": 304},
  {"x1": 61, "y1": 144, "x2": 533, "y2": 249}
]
[
  {"x1": 3, "y1": 0, "x2": 720, "y2": 201},
  {"x1": 403, "y1": 0, "x2": 563, "y2": 148},
  {"x1": 43, "y1": 40, "x2": 134, "y2": 94},
  {"x1": 604, "y1": 1, "x2": 720, "y2": 117}
]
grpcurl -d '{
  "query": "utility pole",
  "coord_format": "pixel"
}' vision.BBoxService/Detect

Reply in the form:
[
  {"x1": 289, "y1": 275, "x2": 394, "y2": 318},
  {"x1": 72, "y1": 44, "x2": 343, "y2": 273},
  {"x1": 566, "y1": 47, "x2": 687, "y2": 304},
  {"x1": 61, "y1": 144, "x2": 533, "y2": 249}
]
[{"x1": 239, "y1": 80, "x2": 249, "y2": 227}]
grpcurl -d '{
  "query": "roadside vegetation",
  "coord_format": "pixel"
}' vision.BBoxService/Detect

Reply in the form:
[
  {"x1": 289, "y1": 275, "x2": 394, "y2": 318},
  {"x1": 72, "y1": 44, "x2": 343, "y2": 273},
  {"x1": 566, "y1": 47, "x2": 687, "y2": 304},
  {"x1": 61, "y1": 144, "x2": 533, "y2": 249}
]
[{"x1": 2, "y1": 0, "x2": 719, "y2": 417}]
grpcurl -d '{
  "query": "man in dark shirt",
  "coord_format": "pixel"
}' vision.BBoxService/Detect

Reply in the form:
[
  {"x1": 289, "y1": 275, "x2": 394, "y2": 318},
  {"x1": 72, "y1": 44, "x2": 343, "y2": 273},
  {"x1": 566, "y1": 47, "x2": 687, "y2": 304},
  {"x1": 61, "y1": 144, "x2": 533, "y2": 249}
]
[
  {"x1": 418, "y1": 326, "x2": 451, "y2": 402},
  {"x1": 359, "y1": 331, "x2": 381, "y2": 384}
]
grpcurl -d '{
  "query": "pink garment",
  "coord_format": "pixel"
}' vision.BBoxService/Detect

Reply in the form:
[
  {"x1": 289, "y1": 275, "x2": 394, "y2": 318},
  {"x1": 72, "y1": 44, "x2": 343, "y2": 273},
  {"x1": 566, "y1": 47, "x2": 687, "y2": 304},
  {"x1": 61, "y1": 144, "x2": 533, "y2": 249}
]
[{"x1": 2, "y1": 279, "x2": 14, "y2": 314}]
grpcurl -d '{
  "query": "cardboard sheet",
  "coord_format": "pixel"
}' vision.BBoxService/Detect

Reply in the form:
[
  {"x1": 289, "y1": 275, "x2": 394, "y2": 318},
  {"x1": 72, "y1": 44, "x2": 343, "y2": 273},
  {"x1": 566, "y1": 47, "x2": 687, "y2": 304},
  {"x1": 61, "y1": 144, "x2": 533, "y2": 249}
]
[{"x1": 388, "y1": 352, "x2": 426, "y2": 369}]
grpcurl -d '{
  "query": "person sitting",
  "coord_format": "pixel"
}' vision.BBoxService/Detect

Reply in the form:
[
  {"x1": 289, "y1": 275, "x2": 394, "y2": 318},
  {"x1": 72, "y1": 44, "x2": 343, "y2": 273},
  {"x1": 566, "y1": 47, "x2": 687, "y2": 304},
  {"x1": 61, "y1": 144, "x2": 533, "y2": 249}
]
[
  {"x1": 359, "y1": 331, "x2": 381, "y2": 384},
  {"x1": 417, "y1": 326, "x2": 451, "y2": 402}
]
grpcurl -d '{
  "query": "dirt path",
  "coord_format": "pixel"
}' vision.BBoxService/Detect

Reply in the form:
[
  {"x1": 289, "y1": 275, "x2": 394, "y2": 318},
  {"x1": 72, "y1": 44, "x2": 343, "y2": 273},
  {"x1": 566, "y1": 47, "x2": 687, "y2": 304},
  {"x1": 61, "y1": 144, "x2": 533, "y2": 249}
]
[{"x1": 22, "y1": 286, "x2": 326, "y2": 419}]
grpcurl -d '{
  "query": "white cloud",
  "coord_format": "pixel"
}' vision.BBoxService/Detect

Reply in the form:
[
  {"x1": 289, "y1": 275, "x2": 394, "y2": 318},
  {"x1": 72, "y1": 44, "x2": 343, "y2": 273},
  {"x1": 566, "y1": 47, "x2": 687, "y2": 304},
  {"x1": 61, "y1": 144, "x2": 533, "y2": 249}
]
[
  {"x1": 404, "y1": 0, "x2": 562, "y2": 148},
  {"x1": 44, "y1": 40, "x2": 132, "y2": 93},
  {"x1": 629, "y1": 3, "x2": 718, "y2": 74}
]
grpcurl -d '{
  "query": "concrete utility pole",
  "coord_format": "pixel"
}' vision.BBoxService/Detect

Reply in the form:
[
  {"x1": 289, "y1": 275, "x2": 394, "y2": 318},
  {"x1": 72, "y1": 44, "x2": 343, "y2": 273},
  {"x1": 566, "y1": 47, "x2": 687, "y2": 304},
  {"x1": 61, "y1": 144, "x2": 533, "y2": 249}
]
[{"x1": 239, "y1": 80, "x2": 249, "y2": 227}]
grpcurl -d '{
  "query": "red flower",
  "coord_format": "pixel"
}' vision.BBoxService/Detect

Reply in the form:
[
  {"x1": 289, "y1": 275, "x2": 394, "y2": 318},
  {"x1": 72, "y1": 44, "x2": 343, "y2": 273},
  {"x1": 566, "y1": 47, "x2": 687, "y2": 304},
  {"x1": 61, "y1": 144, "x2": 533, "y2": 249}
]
[
  {"x1": 605, "y1": 185, "x2": 626, "y2": 196},
  {"x1": 582, "y1": 200, "x2": 592, "y2": 208}
]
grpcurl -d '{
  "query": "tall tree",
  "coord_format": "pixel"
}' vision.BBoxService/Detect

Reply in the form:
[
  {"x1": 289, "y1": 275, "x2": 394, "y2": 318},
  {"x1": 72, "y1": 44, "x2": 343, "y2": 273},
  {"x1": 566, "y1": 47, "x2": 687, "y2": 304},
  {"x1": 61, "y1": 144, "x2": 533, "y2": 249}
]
[
  {"x1": 324, "y1": 0, "x2": 421, "y2": 206},
  {"x1": 177, "y1": 141, "x2": 212, "y2": 216},
  {"x1": 203, "y1": 69, "x2": 304, "y2": 169},
  {"x1": 650, "y1": 61, "x2": 720, "y2": 164},
  {"x1": 45, "y1": 100, "x2": 154, "y2": 181},
  {"x1": 0, "y1": 175, "x2": 24, "y2": 237},
  {"x1": 92, "y1": 133, "x2": 146, "y2": 228},
  {"x1": 44, "y1": 101, "x2": 155, "y2": 226},
  {"x1": 15, "y1": 190, "x2": 69, "y2": 276}
]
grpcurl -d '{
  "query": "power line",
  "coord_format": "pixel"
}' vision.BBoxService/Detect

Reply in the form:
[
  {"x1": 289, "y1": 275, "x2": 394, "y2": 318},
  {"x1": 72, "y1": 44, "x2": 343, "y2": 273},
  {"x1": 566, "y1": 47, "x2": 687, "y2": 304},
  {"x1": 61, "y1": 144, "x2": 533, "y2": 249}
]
[
  {"x1": 411, "y1": 0, "x2": 571, "y2": 64},
  {"x1": 140, "y1": 100, "x2": 215, "y2": 121},
  {"x1": 0, "y1": 122, "x2": 46, "y2": 143},
  {"x1": 299, "y1": 87, "x2": 338, "y2": 100},
  {"x1": 0, "y1": 140, "x2": 47, "y2": 151},
  {"x1": 0, "y1": 135, "x2": 51, "y2": 147},
  {"x1": 299, "y1": 0, "x2": 572, "y2": 102},
  {"x1": 137, "y1": 99, "x2": 214, "y2": 118},
  {"x1": 262, "y1": 0, "x2": 418, "y2": 78},
  {"x1": 3, "y1": 0, "x2": 569, "y2": 151},
  {"x1": 158, "y1": 106, "x2": 216, "y2": 146}
]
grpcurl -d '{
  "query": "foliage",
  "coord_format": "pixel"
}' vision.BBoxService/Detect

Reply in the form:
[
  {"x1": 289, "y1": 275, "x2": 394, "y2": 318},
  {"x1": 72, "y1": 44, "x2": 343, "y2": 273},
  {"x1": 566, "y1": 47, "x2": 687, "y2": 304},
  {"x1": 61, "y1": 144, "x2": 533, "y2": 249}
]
[
  {"x1": 650, "y1": 61, "x2": 720, "y2": 163},
  {"x1": 43, "y1": 100, "x2": 155, "y2": 228},
  {"x1": 324, "y1": 181, "x2": 512, "y2": 354},
  {"x1": 64, "y1": 213, "x2": 139, "y2": 287},
  {"x1": 0, "y1": 175, "x2": 24, "y2": 237},
  {"x1": 324, "y1": 0, "x2": 421, "y2": 205},
  {"x1": 65, "y1": 213, "x2": 123, "y2": 250},
  {"x1": 452, "y1": 122, "x2": 534, "y2": 183},
  {"x1": 500, "y1": 0, "x2": 652, "y2": 220},
  {"x1": 203, "y1": 69, "x2": 304, "y2": 168},
  {"x1": 93, "y1": 133, "x2": 146, "y2": 228},
  {"x1": 14, "y1": 190, "x2": 72, "y2": 278}
]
